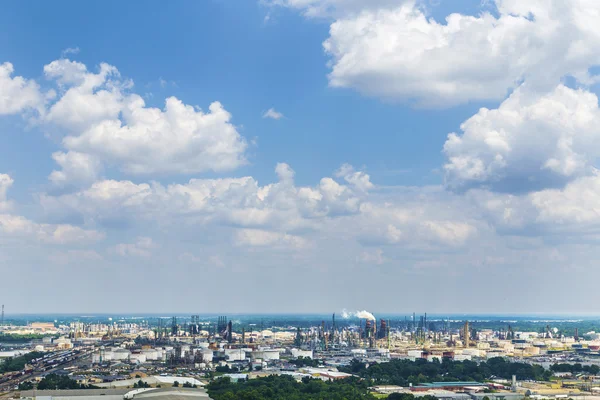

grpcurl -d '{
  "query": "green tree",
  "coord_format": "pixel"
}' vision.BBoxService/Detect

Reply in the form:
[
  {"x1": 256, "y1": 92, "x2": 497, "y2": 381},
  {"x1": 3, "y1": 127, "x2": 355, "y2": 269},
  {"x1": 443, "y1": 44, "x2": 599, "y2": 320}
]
[
  {"x1": 173, "y1": 381, "x2": 179, "y2": 387},
  {"x1": 18, "y1": 381, "x2": 34, "y2": 391}
]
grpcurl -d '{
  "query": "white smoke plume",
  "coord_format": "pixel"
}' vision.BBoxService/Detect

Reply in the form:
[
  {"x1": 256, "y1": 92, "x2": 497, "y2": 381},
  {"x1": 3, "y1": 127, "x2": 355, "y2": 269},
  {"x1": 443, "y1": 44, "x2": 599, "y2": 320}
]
[{"x1": 341, "y1": 309, "x2": 376, "y2": 321}]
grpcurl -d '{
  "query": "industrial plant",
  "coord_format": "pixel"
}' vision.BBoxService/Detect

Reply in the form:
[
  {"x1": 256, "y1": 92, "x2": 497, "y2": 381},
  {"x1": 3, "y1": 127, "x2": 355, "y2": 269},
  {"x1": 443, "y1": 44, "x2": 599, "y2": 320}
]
[{"x1": 4, "y1": 310, "x2": 600, "y2": 400}]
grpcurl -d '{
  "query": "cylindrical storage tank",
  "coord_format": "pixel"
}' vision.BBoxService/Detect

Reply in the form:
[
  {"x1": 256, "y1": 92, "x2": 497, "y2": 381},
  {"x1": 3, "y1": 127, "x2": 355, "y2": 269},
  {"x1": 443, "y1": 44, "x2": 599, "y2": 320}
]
[
  {"x1": 252, "y1": 350, "x2": 280, "y2": 361},
  {"x1": 407, "y1": 350, "x2": 423, "y2": 358},
  {"x1": 201, "y1": 349, "x2": 214, "y2": 362},
  {"x1": 142, "y1": 350, "x2": 157, "y2": 360},
  {"x1": 113, "y1": 350, "x2": 130, "y2": 360},
  {"x1": 225, "y1": 348, "x2": 245, "y2": 361},
  {"x1": 130, "y1": 354, "x2": 147, "y2": 363}
]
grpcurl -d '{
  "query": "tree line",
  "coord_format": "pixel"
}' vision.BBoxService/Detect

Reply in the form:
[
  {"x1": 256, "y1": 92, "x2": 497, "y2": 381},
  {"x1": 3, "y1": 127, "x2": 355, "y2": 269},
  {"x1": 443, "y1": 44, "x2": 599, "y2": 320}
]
[
  {"x1": 339, "y1": 357, "x2": 553, "y2": 386},
  {"x1": 0, "y1": 351, "x2": 45, "y2": 374},
  {"x1": 207, "y1": 375, "x2": 376, "y2": 400},
  {"x1": 550, "y1": 363, "x2": 600, "y2": 375}
]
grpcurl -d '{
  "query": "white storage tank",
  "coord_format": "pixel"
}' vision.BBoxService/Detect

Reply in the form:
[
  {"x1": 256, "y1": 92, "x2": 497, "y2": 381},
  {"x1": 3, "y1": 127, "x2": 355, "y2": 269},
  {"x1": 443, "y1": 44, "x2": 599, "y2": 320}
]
[
  {"x1": 201, "y1": 349, "x2": 213, "y2": 362},
  {"x1": 291, "y1": 349, "x2": 314, "y2": 359},
  {"x1": 407, "y1": 350, "x2": 423, "y2": 358},
  {"x1": 225, "y1": 348, "x2": 246, "y2": 361},
  {"x1": 252, "y1": 350, "x2": 280, "y2": 361}
]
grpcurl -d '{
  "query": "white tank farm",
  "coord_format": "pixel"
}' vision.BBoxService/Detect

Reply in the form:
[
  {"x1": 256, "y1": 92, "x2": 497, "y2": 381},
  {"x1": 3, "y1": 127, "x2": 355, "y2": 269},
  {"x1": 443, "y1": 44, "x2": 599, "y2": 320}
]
[
  {"x1": 141, "y1": 350, "x2": 158, "y2": 360},
  {"x1": 200, "y1": 349, "x2": 213, "y2": 362},
  {"x1": 252, "y1": 350, "x2": 280, "y2": 361},
  {"x1": 291, "y1": 349, "x2": 314, "y2": 359},
  {"x1": 113, "y1": 349, "x2": 131, "y2": 360},
  {"x1": 454, "y1": 354, "x2": 472, "y2": 361},
  {"x1": 407, "y1": 350, "x2": 423, "y2": 358},
  {"x1": 130, "y1": 353, "x2": 147, "y2": 363},
  {"x1": 462, "y1": 349, "x2": 481, "y2": 357},
  {"x1": 225, "y1": 348, "x2": 246, "y2": 361}
]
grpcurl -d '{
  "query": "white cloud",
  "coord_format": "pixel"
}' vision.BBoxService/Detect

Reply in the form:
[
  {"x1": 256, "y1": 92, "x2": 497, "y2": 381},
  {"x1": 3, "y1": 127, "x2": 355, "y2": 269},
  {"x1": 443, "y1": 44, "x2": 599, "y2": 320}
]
[
  {"x1": 49, "y1": 151, "x2": 102, "y2": 187},
  {"x1": 354, "y1": 198, "x2": 478, "y2": 248},
  {"x1": 464, "y1": 172, "x2": 600, "y2": 238},
  {"x1": 61, "y1": 47, "x2": 80, "y2": 57},
  {"x1": 266, "y1": 0, "x2": 404, "y2": 18},
  {"x1": 275, "y1": 162, "x2": 295, "y2": 182},
  {"x1": 41, "y1": 59, "x2": 247, "y2": 178},
  {"x1": 44, "y1": 60, "x2": 124, "y2": 132},
  {"x1": 0, "y1": 214, "x2": 104, "y2": 244},
  {"x1": 235, "y1": 228, "x2": 308, "y2": 248},
  {"x1": 65, "y1": 97, "x2": 247, "y2": 175},
  {"x1": 0, "y1": 173, "x2": 103, "y2": 245},
  {"x1": 335, "y1": 163, "x2": 373, "y2": 191},
  {"x1": 40, "y1": 163, "x2": 369, "y2": 232},
  {"x1": 419, "y1": 220, "x2": 475, "y2": 246},
  {"x1": 0, "y1": 62, "x2": 43, "y2": 114},
  {"x1": 444, "y1": 85, "x2": 600, "y2": 192},
  {"x1": 262, "y1": 107, "x2": 284, "y2": 120},
  {"x1": 0, "y1": 174, "x2": 14, "y2": 212},
  {"x1": 111, "y1": 236, "x2": 156, "y2": 257},
  {"x1": 529, "y1": 175, "x2": 600, "y2": 227},
  {"x1": 276, "y1": 0, "x2": 600, "y2": 106}
]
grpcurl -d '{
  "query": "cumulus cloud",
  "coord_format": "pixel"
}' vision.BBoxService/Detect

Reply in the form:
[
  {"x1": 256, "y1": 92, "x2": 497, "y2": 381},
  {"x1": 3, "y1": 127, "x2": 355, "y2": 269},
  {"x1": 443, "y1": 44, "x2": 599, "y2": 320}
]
[
  {"x1": 530, "y1": 176, "x2": 600, "y2": 226},
  {"x1": 444, "y1": 85, "x2": 600, "y2": 192},
  {"x1": 40, "y1": 163, "x2": 369, "y2": 232},
  {"x1": 335, "y1": 163, "x2": 373, "y2": 191},
  {"x1": 0, "y1": 173, "x2": 103, "y2": 245},
  {"x1": 43, "y1": 59, "x2": 124, "y2": 131},
  {"x1": 262, "y1": 107, "x2": 284, "y2": 120},
  {"x1": 461, "y1": 171, "x2": 600, "y2": 240},
  {"x1": 0, "y1": 214, "x2": 104, "y2": 244},
  {"x1": 39, "y1": 59, "x2": 248, "y2": 180},
  {"x1": 279, "y1": 0, "x2": 600, "y2": 106},
  {"x1": 354, "y1": 198, "x2": 478, "y2": 248},
  {"x1": 49, "y1": 151, "x2": 102, "y2": 187},
  {"x1": 235, "y1": 228, "x2": 308, "y2": 248},
  {"x1": 67, "y1": 97, "x2": 246, "y2": 175},
  {"x1": 0, "y1": 62, "x2": 44, "y2": 114}
]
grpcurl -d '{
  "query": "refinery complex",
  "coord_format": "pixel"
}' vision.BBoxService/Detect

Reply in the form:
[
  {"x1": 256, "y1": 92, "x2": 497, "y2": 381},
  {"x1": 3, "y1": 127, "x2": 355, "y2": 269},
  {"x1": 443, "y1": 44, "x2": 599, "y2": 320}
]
[{"x1": 4, "y1": 310, "x2": 600, "y2": 399}]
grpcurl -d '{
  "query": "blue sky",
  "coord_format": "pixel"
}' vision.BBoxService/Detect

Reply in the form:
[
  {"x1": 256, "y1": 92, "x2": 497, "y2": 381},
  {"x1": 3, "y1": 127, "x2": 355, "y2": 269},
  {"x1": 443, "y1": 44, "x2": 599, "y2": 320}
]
[
  {"x1": 0, "y1": 0, "x2": 484, "y2": 193},
  {"x1": 2, "y1": 0, "x2": 600, "y2": 314}
]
